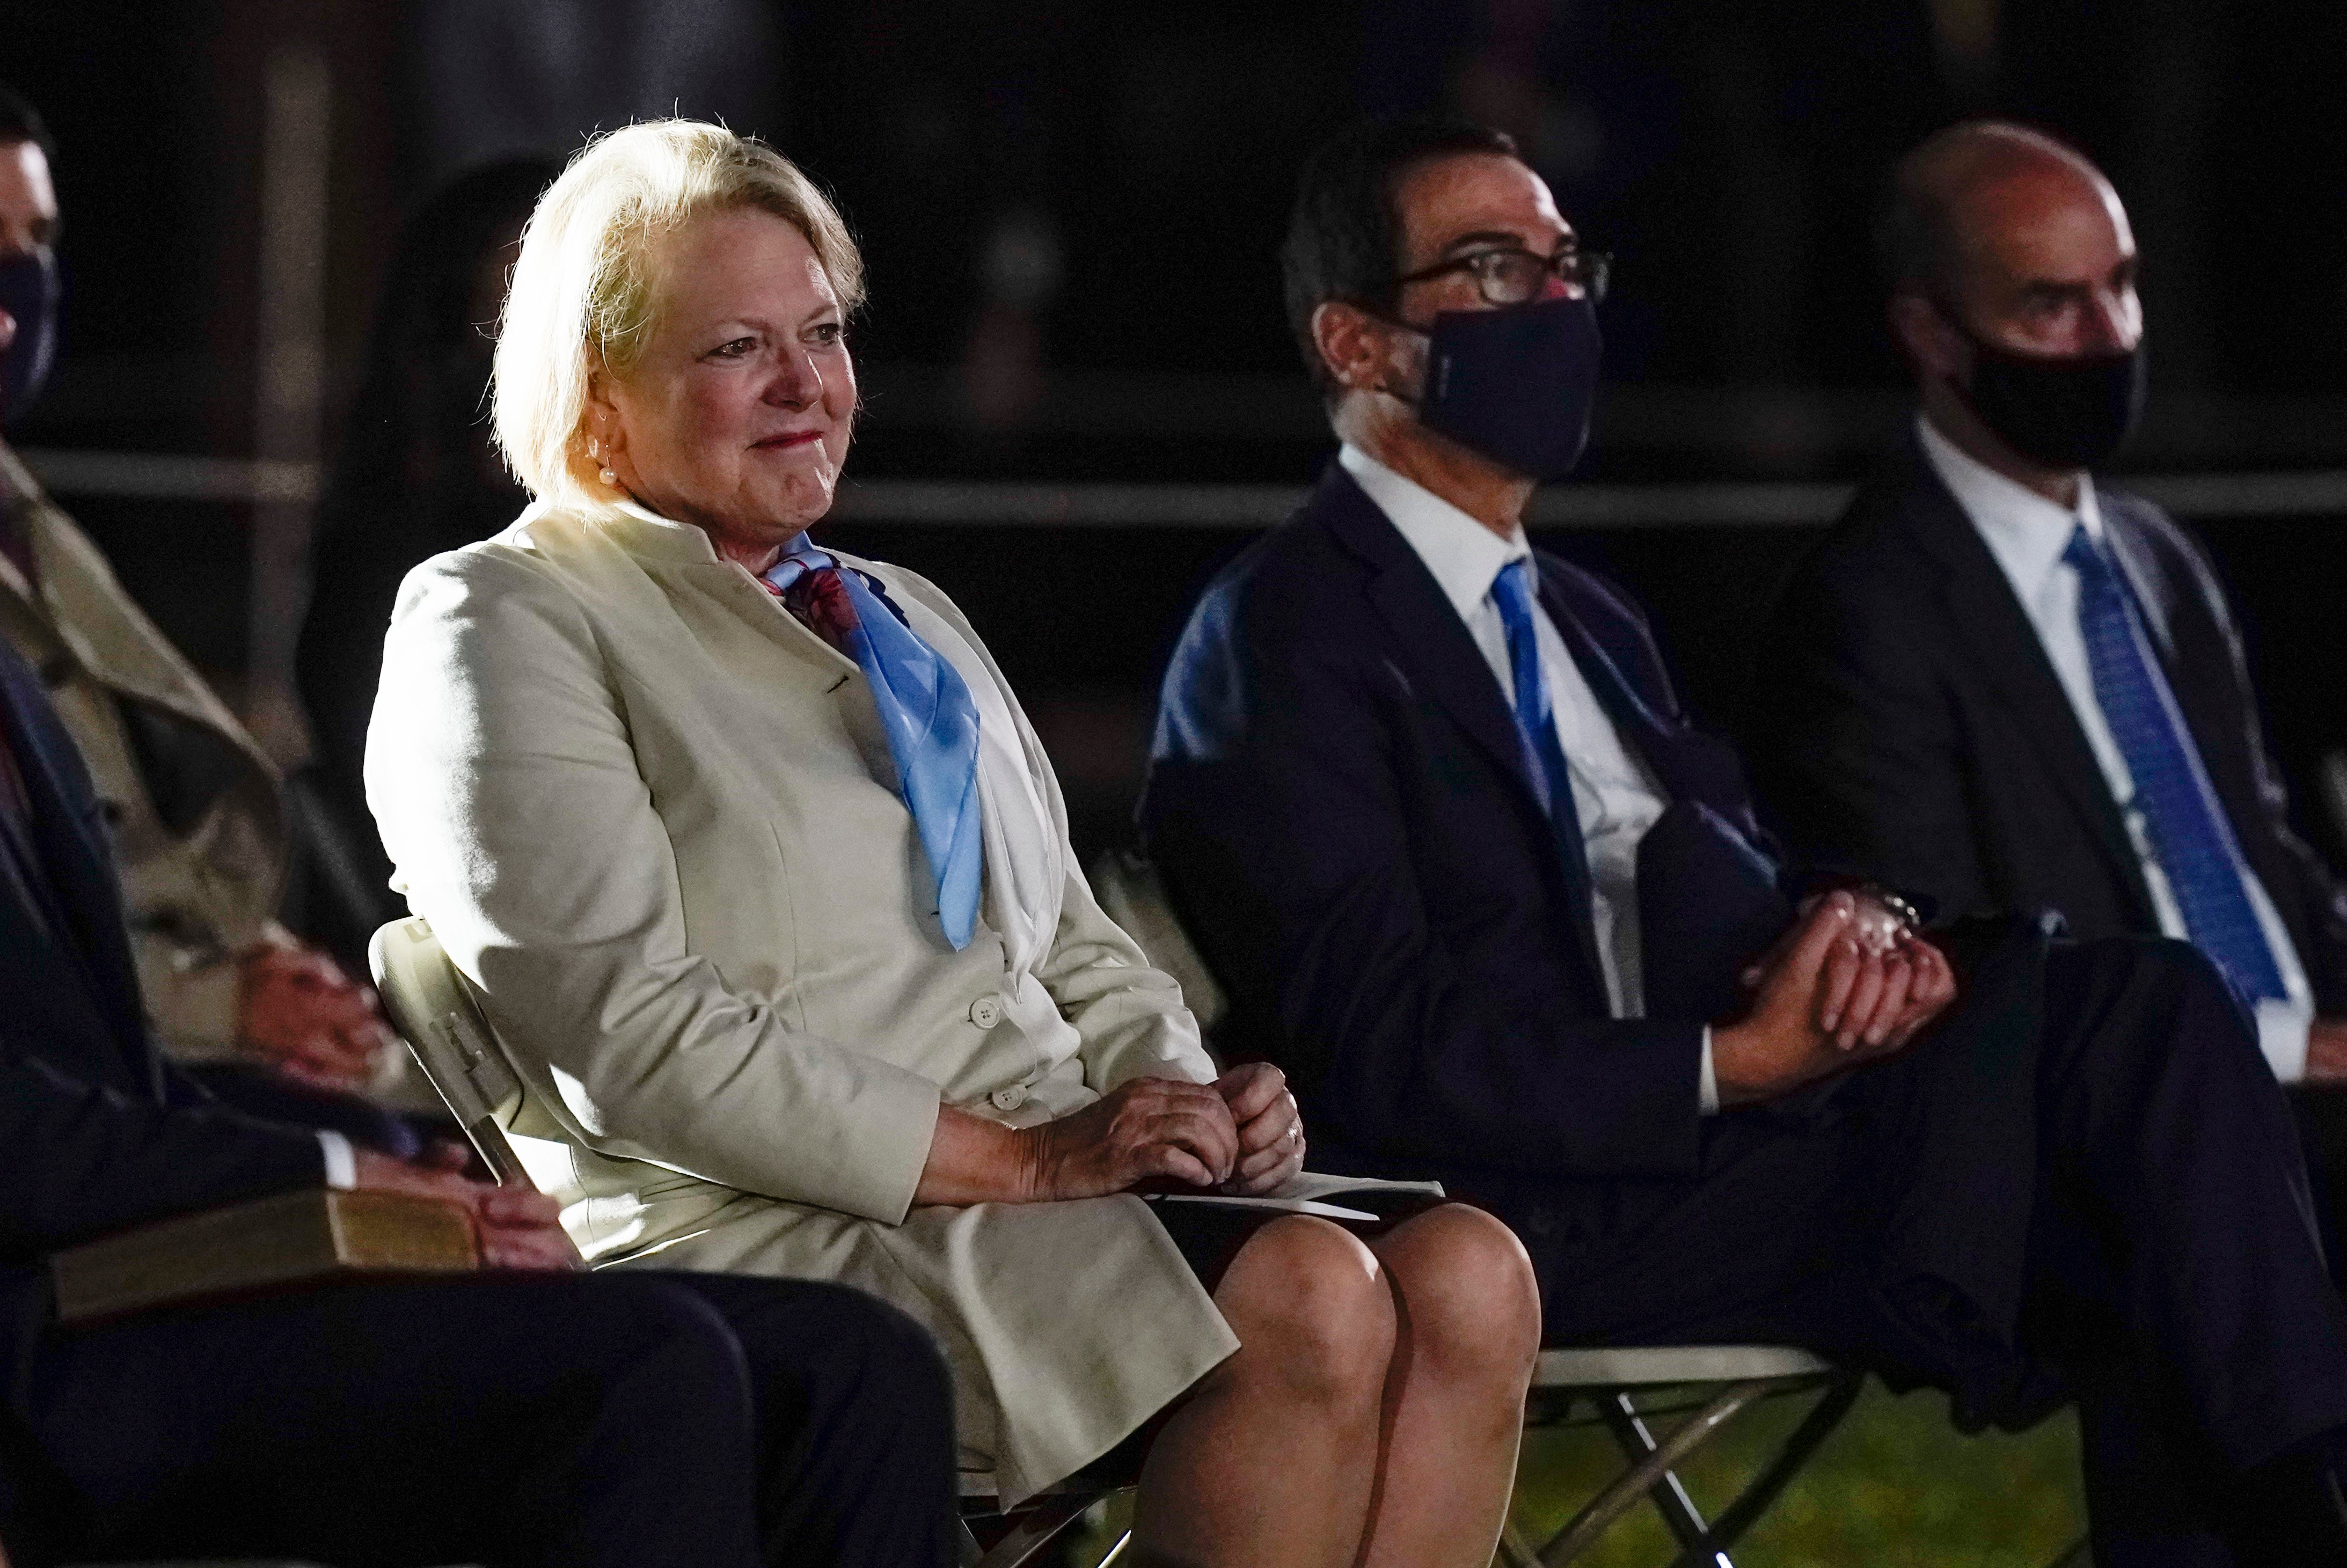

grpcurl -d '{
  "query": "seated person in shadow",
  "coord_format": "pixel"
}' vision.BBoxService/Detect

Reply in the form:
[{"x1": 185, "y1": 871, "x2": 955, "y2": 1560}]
[
  {"x1": 0, "y1": 84, "x2": 420, "y2": 1155},
  {"x1": 1753, "y1": 121, "x2": 2347, "y2": 1267},
  {"x1": 0, "y1": 618, "x2": 960, "y2": 1568},
  {"x1": 365, "y1": 120, "x2": 1540, "y2": 1568},
  {"x1": 1138, "y1": 114, "x2": 2347, "y2": 1567}
]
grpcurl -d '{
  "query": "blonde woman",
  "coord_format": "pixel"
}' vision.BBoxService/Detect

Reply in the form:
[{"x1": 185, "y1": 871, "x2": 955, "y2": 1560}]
[{"x1": 367, "y1": 120, "x2": 1537, "y2": 1568}]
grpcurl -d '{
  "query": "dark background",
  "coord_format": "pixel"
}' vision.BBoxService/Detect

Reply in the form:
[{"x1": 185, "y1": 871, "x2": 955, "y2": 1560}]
[{"x1": 8, "y1": 0, "x2": 2347, "y2": 869}]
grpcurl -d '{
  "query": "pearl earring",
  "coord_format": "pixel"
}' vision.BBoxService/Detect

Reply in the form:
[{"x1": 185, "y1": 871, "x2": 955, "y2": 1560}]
[
  {"x1": 599, "y1": 466, "x2": 619, "y2": 485},
  {"x1": 588, "y1": 438, "x2": 617, "y2": 486}
]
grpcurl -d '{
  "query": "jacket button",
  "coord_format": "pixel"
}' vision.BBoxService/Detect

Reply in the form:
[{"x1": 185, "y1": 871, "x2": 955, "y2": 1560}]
[
  {"x1": 969, "y1": 996, "x2": 1004, "y2": 1029},
  {"x1": 989, "y1": 1083, "x2": 1027, "y2": 1111}
]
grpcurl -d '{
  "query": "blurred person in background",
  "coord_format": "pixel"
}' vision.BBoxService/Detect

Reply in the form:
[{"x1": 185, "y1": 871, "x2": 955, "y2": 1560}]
[
  {"x1": 1140, "y1": 114, "x2": 2347, "y2": 1565},
  {"x1": 0, "y1": 86, "x2": 427, "y2": 1155},
  {"x1": 1756, "y1": 121, "x2": 2347, "y2": 1257},
  {"x1": 369, "y1": 120, "x2": 1540, "y2": 1568},
  {"x1": 295, "y1": 156, "x2": 560, "y2": 963}
]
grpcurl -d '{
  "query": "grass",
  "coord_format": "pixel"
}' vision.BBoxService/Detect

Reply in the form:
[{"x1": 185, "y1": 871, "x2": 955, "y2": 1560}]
[{"x1": 1057, "y1": 1379, "x2": 2087, "y2": 1566}]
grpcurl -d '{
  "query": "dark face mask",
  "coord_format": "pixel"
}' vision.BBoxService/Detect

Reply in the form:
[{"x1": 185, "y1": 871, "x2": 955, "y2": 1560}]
[
  {"x1": 1402, "y1": 293, "x2": 1603, "y2": 481},
  {"x1": 1953, "y1": 319, "x2": 2147, "y2": 471},
  {"x1": 0, "y1": 250, "x2": 60, "y2": 427}
]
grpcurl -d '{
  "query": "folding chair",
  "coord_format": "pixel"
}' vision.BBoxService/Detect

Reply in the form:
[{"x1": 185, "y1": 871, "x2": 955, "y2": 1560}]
[
  {"x1": 369, "y1": 917, "x2": 1123, "y2": 1568},
  {"x1": 370, "y1": 918, "x2": 530, "y2": 1184},
  {"x1": 1502, "y1": 1346, "x2": 1862, "y2": 1567}
]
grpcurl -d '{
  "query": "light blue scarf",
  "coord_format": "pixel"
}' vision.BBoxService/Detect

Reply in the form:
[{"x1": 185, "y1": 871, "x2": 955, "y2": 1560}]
[{"x1": 764, "y1": 536, "x2": 983, "y2": 949}]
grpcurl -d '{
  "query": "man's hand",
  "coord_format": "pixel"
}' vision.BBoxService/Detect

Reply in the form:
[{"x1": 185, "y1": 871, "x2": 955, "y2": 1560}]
[
  {"x1": 239, "y1": 940, "x2": 399, "y2": 1092},
  {"x1": 2307, "y1": 1019, "x2": 2347, "y2": 1085},
  {"x1": 349, "y1": 1146, "x2": 577, "y2": 1271},
  {"x1": 1738, "y1": 892, "x2": 1957, "y2": 1052},
  {"x1": 1715, "y1": 892, "x2": 1955, "y2": 1108},
  {"x1": 1213, "y1": 1062, "x2": 1305, "y2": 1196},
  {"x1": 1015, "y1": 1076, "x2": 1240, "y2": 1200}
]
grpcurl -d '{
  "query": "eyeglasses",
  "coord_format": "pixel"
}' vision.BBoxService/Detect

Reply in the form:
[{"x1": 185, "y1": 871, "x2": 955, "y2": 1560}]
[{"x1": 1394, "y1": 246, "x2": 1612, "y2": 307}]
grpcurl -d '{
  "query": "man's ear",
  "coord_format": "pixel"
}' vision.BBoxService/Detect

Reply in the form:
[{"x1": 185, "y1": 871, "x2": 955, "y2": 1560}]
[
  {"x1": 1889, "y1": 290, "x2": 1967, "y2": 386},
  {"x1": 1311, "y1": 300, "x2": 1391, "y2": 398}
]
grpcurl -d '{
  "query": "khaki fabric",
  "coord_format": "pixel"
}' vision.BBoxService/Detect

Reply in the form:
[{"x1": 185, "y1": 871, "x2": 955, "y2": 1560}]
[
  {"x1": 0, "y1": 442, "x2": 285, "y2": 1058},
  {"x1": 366, "y1": 501, "x2": 1241, "y2": 1504}
]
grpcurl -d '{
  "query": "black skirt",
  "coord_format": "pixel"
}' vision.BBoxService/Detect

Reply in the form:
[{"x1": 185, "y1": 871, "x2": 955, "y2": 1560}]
[{"x1": 1143, "y1": 1188, "x2": 1449, "y2": 1293}]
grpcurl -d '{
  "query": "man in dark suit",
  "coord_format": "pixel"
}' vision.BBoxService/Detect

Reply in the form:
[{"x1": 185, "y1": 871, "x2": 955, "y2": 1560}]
[
  {"x1": 0, "y1": 625, "x2": 959, "y2": 1567},
  {"x1": 1140, "y1": 115, "x2": 2347, "y2": 1565},
  {"x1": 1752, "y1": 122, "x2": 2347, "y2": 1211}
]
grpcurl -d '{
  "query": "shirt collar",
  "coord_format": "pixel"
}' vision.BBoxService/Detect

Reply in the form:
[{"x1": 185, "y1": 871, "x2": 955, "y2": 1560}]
[
  {"x1": 1339, "y1": 443, "x2": 1530, "y2": 624},
  {"x1": 1915, "y1": 412, "x2": 2103, "y2": 593}
]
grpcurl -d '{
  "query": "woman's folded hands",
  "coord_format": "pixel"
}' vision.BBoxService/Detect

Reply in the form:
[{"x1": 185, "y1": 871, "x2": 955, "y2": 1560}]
[
  {"x1": 1213, "y1": 1062, "x2": 1306, "y2": 1196},
  {"x1": 914, "y1": 1064, "x2": 1309, "y2": 1207}
]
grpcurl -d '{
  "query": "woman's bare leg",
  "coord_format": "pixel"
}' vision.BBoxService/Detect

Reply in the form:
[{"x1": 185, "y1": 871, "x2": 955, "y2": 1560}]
[
  {"x1": 1355, "y1": 1204, "x2": 1542, "y2": 1568},
  {"x1": 1128, "y1": 1215, "x2": 1397, "y2": 1568}
]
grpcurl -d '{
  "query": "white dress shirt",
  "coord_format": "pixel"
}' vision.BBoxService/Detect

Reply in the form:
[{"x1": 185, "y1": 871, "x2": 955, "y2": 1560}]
[
  {"x1": 1917, "y1": 416, "x2": 2315, "y2": 1080},
  {"x1": 1339, "y1": 445, "x2": 1720, "y2": 1113}
]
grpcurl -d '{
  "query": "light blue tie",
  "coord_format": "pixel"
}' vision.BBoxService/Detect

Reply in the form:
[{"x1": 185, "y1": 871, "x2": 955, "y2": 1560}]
[
  {"x1": 2063, "y1": 524, "x2": 2286, "y2": 1004},
  {"x1": 1489, "y1": 561, "x2": 1594, "y2": 902},
  {"x1": 1489, "y1": 561, "x2": 1574, "y2": 818},
  {"x1": 764, "y1": 536, "x2": 984, "y2": 949}
]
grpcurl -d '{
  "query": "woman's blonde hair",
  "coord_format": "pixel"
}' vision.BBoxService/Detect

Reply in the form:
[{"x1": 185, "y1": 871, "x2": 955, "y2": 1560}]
[{"x1": 492, "y1": 119, "x2": 864, "y2": 508}]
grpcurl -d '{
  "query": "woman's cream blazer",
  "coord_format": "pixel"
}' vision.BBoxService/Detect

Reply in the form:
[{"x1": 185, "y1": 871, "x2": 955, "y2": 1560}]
[{"x1": 366, "y1": 500, "x2": 1237, "y2": 1504}]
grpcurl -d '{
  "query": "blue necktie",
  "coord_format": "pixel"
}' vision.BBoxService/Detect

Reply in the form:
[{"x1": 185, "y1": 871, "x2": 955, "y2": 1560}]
[
  {"x1": 764, "y1": 537, "x2": 984, "y2": 950},
  {"x1": 1489, "y1": 560, "x2": 1588, "y2": 851},
  {"x1": 2063, "y1": 524, "x2": 2286, "y2": 1003}
]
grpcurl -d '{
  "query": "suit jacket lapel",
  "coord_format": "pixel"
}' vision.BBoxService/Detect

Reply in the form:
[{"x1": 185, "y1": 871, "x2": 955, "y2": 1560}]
[
  {"x1": 1315, "y1": 467, "x2": 1607, "y2": 985},
  {"x1": 1534, "y1": 569, "x2": 1687, "y2": 789},
  {"x1": 1319, "y1": 471, "x2": 1543, "y2": 800},
  {"x1": 1894, "y1": 439, "x2": 2157, "y2": 925}
]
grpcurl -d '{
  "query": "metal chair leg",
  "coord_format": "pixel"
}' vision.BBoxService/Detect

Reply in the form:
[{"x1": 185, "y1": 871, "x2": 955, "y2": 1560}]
[
  {"x1": 1494, "y1": 1513, "x2": 1546, "y2": 1567},
  {"x1": 1671, "y1": 1369, "x2": 1863, "y2": 1565},
  {"x1": 1536, "y1": 1380, "x2": 1774, "y2": 1566},
  {"x1": 1597, "y1": 1391, "x2": 1731, "y2": 1563}
]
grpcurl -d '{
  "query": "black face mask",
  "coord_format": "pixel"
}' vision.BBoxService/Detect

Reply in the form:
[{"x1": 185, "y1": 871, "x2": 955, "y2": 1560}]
[
  {"x1": 1399, "y1": 294, "x2": 1603, "y2": 481},
  {"x1": 1954, "y1": 323, "x2": 2147, "y2": 471},
  {"x1": 0, "y1": 250, "x2": 60, "y2": 427}
]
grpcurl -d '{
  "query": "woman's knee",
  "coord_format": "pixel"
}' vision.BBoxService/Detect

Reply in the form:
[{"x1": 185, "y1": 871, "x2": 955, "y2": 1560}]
[
  {"x1": 1215, "y1": 1217, "x2": 1397, "y2": 1405},
  {"x1": 1377, "y1": 1204, "x2": 1541, "y2": 1386}
]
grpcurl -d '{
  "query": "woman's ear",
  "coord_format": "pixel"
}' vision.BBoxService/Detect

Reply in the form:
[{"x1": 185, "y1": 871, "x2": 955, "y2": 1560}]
[{"x1": 583, "y1": 363, "x2": 618, "y2": 429}]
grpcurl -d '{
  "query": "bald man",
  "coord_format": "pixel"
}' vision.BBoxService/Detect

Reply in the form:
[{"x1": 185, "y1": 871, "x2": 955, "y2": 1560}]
[{"x1": 1758, "y1": 123, "x2": 2347, "y2": 1151}]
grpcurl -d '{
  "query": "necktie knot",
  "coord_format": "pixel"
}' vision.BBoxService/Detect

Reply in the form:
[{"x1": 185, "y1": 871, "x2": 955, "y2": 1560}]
[
  {"x1": 1489, "y1": 556, "x2": 1537, "y2": 620},
  {"x1": 2061, "y1": 523, "x2": 2114, "y2": 587}
]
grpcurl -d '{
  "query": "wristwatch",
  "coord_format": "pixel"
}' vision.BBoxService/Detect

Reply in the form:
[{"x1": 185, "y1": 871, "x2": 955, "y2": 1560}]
[{"x1": 1850, "y1": 883, "x2": 1925, "y2": 935}]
